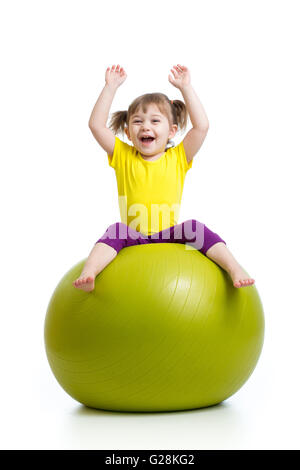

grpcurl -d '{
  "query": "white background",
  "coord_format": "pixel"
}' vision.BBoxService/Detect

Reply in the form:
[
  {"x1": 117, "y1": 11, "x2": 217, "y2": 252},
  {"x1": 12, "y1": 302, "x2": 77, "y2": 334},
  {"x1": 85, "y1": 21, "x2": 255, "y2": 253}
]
[{"x1": 1, "y1": 0, "x2": 299, "y2": 450}]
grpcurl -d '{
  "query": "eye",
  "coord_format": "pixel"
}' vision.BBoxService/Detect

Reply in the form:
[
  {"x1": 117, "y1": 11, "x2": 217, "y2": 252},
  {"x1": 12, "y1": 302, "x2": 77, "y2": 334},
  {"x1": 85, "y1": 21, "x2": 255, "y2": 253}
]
[
  {"x1": 153, "y1": 120, "x2": 160, "y2": 123},
  {"x1": 133, "y1": 120, "x2": 141, "y2": 123}
]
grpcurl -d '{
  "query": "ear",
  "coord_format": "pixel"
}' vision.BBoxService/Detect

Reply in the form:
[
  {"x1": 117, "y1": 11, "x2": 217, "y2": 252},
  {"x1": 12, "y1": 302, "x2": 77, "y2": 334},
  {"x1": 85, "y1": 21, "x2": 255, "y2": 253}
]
[
  {"x1": 124, "y1": 127, "x2": 131, "y2": 141},
  {"x1": 169, "y1": 124, "x2": 178, "y2": 139}
]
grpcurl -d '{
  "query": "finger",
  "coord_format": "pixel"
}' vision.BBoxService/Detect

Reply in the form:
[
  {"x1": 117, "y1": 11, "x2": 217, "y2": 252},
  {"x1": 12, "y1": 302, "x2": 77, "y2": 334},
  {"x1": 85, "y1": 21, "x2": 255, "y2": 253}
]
[
  {"x1": 171, "y1": 68, "x2": 179, "y2": 78},
  {"x1": 179, "y1": 65, "x2": 188, "y2": 73}
]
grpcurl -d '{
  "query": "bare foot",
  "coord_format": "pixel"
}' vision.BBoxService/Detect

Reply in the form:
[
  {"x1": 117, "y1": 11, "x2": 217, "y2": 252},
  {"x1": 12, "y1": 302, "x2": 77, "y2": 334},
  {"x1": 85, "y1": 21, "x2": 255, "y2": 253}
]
[
  {"x1": 72, "y1": 274, "x2": 95, "y2": 292},
  {"x1": 229, "y1": 266, "x2": 255, "y2": 288}
]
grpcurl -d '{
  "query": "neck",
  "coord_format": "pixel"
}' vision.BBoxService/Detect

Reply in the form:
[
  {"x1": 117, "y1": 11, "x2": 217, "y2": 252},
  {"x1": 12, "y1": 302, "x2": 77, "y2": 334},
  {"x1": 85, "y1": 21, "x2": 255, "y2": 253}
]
[{"x1": 140, "y1": 150, "x2": 166, "y2": 161}]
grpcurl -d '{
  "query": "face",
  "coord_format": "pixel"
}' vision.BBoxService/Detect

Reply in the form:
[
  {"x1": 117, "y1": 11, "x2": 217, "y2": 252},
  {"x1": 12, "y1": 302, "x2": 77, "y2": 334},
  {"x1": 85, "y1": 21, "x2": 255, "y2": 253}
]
[{"x1": 125, "y1": 104, "x2": 177, "y2": 156}]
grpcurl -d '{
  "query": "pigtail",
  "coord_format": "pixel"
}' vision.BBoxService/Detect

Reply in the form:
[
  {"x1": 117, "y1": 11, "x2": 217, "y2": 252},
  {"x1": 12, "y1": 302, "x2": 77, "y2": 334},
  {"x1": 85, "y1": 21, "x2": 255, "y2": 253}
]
[
  {"x1": 171, "y1": 99, "x2": 188, "y2": 133},
  {"x1": 108, "y1": 110, "x2": 128, "y2": 135}
]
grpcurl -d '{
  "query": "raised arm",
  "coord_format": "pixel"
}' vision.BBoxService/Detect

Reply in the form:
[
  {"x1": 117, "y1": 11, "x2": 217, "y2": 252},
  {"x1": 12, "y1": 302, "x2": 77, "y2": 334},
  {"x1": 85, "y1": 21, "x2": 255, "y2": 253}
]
[
  {"x1": 168, "y1": 64, "x2": 209, "y2": 164},
  {"x1": 89, "y1": 64, "x2": 127, "y2": 156}
]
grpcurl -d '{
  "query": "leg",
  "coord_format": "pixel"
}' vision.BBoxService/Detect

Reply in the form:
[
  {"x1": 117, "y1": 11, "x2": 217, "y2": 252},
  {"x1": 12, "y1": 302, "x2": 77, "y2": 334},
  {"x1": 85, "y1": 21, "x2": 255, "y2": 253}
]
[
  {"x1": 166, "y1": 219, "x2": 255, "y2": 288},
  {"x1": 205, "y1": 242, "x2": 255, "y2": 288},
  {"x1": 73, "y1": 242, "x2": 118, "y2": 292},
  {"x1": 179, "y1": 220, "x2": 255, "y2": 288},
  {"x1": 149, "y1": 219, "x2": 255, "y2": 288},
  {"x1": 73, "y1": 222, "x2": 150, "y2": 292},
  {"x1": 148, "y1": 219, "x2": 218, "y2": 254}
]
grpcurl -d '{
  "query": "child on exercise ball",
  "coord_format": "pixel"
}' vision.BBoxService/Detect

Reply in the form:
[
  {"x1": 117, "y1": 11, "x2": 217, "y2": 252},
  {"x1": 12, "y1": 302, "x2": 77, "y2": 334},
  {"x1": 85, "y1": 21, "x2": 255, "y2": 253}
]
[{"x1": 73, "y1": 64, "x2": 255, "y2": 292}]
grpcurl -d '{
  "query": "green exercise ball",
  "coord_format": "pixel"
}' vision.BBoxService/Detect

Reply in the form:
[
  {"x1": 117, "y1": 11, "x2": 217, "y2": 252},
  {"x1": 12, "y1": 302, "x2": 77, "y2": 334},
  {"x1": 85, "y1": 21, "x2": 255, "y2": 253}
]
[{"x1": 44, "y1": 243, "x2": 264, "y2": 412}]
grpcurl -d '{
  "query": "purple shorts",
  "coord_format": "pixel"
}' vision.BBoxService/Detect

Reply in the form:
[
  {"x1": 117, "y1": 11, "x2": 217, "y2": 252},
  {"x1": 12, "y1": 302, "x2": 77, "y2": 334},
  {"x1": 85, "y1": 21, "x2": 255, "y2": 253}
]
[{"x1": 96, "y1": 219, "x2": 226, "y2": 255}]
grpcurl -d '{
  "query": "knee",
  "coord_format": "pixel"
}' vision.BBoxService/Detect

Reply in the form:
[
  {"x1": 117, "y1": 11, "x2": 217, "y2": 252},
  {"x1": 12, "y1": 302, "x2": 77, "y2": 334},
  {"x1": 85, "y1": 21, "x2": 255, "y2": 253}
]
[
  {"x1": 103, "y1": 222, "x2": 127, "y2": 239},
  {"x1": 182, "y1": 219, "x2": 204, "y2": 232},
  {"x1": 183, "y1": 219, "x2": 194, "y2": 225},
  {"x1": 183, "y1": 219, "x2": 203, "y2": 226},
  {"x1": 182, "y1": 219, "x2": 205, "y2": 245}
]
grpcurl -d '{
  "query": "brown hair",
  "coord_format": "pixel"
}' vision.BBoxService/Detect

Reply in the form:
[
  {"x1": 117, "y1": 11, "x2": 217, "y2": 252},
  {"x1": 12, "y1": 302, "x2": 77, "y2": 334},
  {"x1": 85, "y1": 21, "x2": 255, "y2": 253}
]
[{"x1": 108, "y1": 93, "x2": 188, "y2": 148}]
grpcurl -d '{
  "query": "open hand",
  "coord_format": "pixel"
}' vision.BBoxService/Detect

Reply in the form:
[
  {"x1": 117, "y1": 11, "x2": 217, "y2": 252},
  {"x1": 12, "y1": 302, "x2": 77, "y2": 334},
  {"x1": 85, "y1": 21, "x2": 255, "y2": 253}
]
[
  {"x1": 168, "y1": 64, "x2": 191, "y2": 90},
  {"x1": 105, "y1": 64, "x2": 127, "y2": 89}
]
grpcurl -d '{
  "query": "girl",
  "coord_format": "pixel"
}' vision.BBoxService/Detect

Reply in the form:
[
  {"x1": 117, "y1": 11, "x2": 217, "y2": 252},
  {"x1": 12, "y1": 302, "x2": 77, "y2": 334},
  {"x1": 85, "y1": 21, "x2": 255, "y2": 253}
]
[{"x1": 73, "y1": 64, "x2": 255, "y2": 292}]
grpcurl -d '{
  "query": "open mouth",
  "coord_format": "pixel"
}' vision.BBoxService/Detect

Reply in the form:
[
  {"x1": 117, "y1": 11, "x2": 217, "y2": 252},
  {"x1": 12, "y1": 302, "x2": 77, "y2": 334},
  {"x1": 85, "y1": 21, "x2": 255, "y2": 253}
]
[{"x1": 140, "y1": 136, "x2": 155, "y2": 145}]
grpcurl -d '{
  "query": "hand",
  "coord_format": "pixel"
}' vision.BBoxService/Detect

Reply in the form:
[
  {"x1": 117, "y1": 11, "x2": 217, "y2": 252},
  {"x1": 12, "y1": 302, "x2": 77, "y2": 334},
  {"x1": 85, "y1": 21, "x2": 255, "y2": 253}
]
[
  {"x1": 168, "y1": 64, "x2": 191, "y2": 90},
  {"x1": 105, "y1": 64, "x2": 127, "y2": 89}
]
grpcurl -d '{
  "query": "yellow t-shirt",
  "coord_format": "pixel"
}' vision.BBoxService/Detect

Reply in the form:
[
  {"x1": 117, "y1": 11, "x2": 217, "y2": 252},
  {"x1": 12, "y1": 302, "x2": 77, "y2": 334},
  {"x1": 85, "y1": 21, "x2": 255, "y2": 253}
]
[{"x1": 107, "y1": 136, "x2": 193, "y2": 236}]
